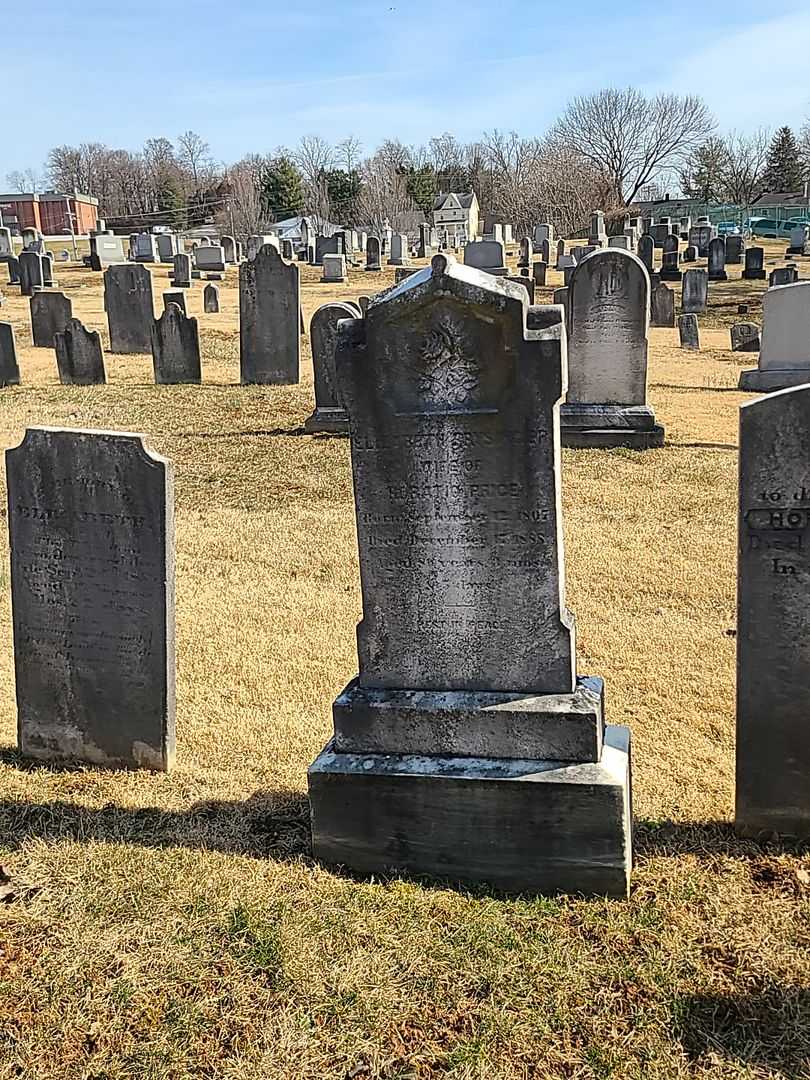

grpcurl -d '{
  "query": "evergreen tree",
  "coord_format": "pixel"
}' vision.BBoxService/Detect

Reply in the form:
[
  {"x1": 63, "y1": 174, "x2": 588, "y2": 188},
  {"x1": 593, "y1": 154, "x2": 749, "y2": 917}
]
[
  {"x1": 679, "y1": 138, "x2": 727, "y2": 203},
  {"x1": 762, "y1": 127, "x2": 804, "y2": 192},
  {"x1": 404, "y1": 165, "x2": 438, "y2": 214},
  {"x1": 325, "y1": 169, "x2": 363, "y2": 224},
  {"x1": 261, "y1": 156, "x2": 305, "y2": 219}
]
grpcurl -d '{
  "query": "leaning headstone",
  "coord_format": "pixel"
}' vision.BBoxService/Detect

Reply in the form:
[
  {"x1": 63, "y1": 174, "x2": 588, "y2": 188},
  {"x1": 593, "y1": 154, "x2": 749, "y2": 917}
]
[
  {"x1": 708, "y1": 237, "x2": 728, "y2": 282},
  {"x1": 562, "y1": 249, "x2": 663, "y2": 449},
  {"x1": 0, "y1": 322, "x2": 20, "y2": 385},
  {"x1": 770, "y1": 267, "x2": 798, "y2": 287},
  {"x1": 30, "y1": 291, "x2": 72, "y2": 348},
  {"x1": 731, "y1": 323, "x2": 761, "y2": 352},
  {"x1": 743, "y1": 247, "x2": 767, "y2": 281},
  {"x1": 650, "y1": 283, "x2": 676, "y2": 327},
  {"x1": 738, "y1": 281, "x2": 810, "y2": 391},
  {"x1": 172, "y1": 252, "x2": 191, "y2": 288},
  {"x1": 239, "y1": 244, "x2": 300, "y2": 385},
  {"x1": 105, "y1": 263, "x2": 155, "y2": 354},
  {"x1": 463, "y1": 240, "x2": 507, "y2": 276},
  {"x1": 304, "y1": 301, "x2": 359, "y2": 434},
  {"x1": 682, "y1": 269, "x2": 708, "y2": 314},
  {"x1": 307, "y1": 253, "x2": 632, "y2": 897},
  {"x1": 162, "y1": 290, "x2": 187, "y2": 315},
  {"x1": 637, "y1": 234, "x2": 654, "y2": 273},
  {"x1": 19, "y1": 251, "x2": 43, "y2": 297},
  {"x1": 660, "y1": 234, "x2": 681, "y2": 282},
  {"x1": 54, "y1": 318, "x2": 106, "y2": 385},
  {"x1": 726, "y1": 235, "x2": 745, "y2": 264},
  {"x1": 736, "y1": 385, "x2": 810, "y2": 836},
  {"x1": 151, "y1": 303, "x2": 201, "y2": 385},
  {"x1": 322, "y1": 254, "x2": 347, "y2": 283},
  {"x1": 203, "y1": 283, "x2": 219, "y2": 313},
  {"x1": 365, "y1": 236, "x2": 382, "y2": 271},
  {"x1": 678, "y1": 313, "x2": 700, "y2": 350},
  {"x1": 7, "y1": 428, "x2": 175, "y2": 771}
]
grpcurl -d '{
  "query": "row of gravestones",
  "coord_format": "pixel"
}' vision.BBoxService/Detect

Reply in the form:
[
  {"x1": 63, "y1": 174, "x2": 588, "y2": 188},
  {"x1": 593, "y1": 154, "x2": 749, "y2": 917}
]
[{"x1": 6, "y1": 256, "x2": 808, "y2": 902}]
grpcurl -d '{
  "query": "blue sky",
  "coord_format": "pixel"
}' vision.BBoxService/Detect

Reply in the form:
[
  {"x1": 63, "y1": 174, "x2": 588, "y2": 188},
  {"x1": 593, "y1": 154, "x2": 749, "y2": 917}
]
[{"x1": 4, "y1": 0, "x2": 810, "y2": 178}]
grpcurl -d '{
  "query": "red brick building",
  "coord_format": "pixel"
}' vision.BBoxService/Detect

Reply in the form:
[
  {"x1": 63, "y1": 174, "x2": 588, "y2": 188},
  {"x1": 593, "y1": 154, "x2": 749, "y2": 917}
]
[{"x1": 0, "y1": 191, "x2": 99, "y2": 235}]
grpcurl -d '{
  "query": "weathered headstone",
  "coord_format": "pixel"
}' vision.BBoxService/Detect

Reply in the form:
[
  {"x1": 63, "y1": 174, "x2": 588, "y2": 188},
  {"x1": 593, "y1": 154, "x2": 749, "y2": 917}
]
[
  {"x1": 304, "y1": 301, "x2": 359, "y2": 433},
  {"x1": 690, "y1": 223, "x2": 714, "y2": 257},
  {"x1": 322, "y1": 253, "x2": 347, "y2": 282},
  {"x1": 151, "y1": 303, "x2": 201, "y2": 384},
  {"x1": 0, "y1": 226, "x2": 12, "y2": 259},
  {"x1": 555, "y1": 239, "x2": 566, "y2": 270},
  {"x1": 156, "y1": 234, "x2": 181, "y2": 263},
  {"x1": 7, "y1": 257, "x2": 21, "y2": 285},
  {"x1": 637, "y1": 234, "x2": 654, "y2": 273},
  {"x1": 743, "y1": 247, "x2": 767, "y2": 281},
  {"x1": 660, "y1": 234, "x2": 681, "y2": 282},
  {"x1": 365, "y1": 236, "x2": 382, "y2": 271},
  {"x1": 562, "y1": 249, "x2": 663, "y2": 449},
  {"x1": 608, "y1": 236, "x2": 631, "y2": 250},
  {"x1": 105, "y1": 263, "x2": 155, "y2": 354},
  {"x1": 0, "y1": 322, "x2": 20, "y2": 385},
  {"x1": 194, "y1": 245, "x2": 226, "y2": 273},
  {"x1": 650, "y1": 283, "x2": 676, "y2": 328},
  {"x1": 553, "y1": 286, "x2": 569, "y2": 320},
  {"x1": 172, "y1": 252, "x2": 192, "y2": 288},
  {"x1": 463, "y1": 240, "x2": 507, "y2": 276},
  {"x1": 386, "y1": 234, "x2": 408, "y2": 266},
  {"x1": 221, "y1": 235, "x2": 237, "y2": 263},
  {"x1": 738, "y1": 281, "x2": 810, "y2": 391},
  {"x1": 54, "y1": 318, "x2": 106, "y2": 385},
  {"x1": 731, "y1": 323, "x2": 760, "y2": 352},
  {"x1": 30, "y1": 291, "x2": 72, "y2": 348},
  {"x1": 588, "y1": 209, "x2": 608, "y2": 246},
  {"x1": 532, "y1": 261, "x2": 547, "y2": 285},
  {"x1": 678, "y1": 313, "x2": 700, "y2": 349},
  {"x1": 281, "y1": 239, "x2": 294, "y2": 261},
  {"x1": 726, "y1": 235, "x2": 745, "y2": 264},
  {"x1": 736, "y1": 385, "x2": 810, "y2": 836},
  {"x1": 19, "y1": 251, "x2": 43, "y2": 297},
  {"x1": 307, "y1": 253, "x2": 632, "y2": 897},
  {"x1": 682, "y1": 245, "x2": 697, "y2": 263},
  {"x1": 133, "y1": 232, "x2": 158, "y2": 262},
  {"x1": 41, "y1": 253, "x2": 55, "y2": 288},
  {"x1": 787, "y1": 225, "x2": 810, "y2": 256},
  {"x1": 7, "y1": 428, "x2": 175, "y2": 770},
  {"x1": 203, "y1": 283, "x2": 219, "y2": 313},
  {"x1": 770, "y1": 266, "x2": 798, "y2": 287},
  {"x1": 239, "y1": 244, "x2": 300, "y2": 384},
  {"x1": 314, "y1": 234, "x2": 343, "y2": 265},
  {"x1": 708, "y1": 237, "x2": 728, "y2": 282},
  {"x1": 534, "y1": 223, "x2": 554, "y2": 247},
  {"x1": 162, "y1": 290, "x2": 187, "y2": 315},
  {"x1": 682, "y1": 269, "x2": 708, "y2": 314}
]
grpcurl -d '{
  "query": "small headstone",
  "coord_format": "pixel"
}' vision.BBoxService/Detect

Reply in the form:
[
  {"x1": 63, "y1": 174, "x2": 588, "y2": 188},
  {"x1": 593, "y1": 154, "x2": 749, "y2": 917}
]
[
  {"x1": 742, "y1": 247, "x2": 767, "y2": 281},
  {"x1": 365, "y1": 236, "x2": 382, "y2": 271},
  {"x1": 30, "y1": 291, "x2": 72, "y2": 348},
  {"x1": 0, "y1": 322, "x2": 21, "y2": 385},
  {"x1": 787, "y1": 225, "x2": 810, "y2": 256},
  {"x1": 162, "y1": 290, "x2": 187, "y2": 315},
  {"x1": 726, "y1": 235, "x2": 745, "y2": 264},
  {"x1": 151, "y1": 303, "x2": 202, "y2": 384},
  {"x1": 239, "y1": 244, "x2": 300, "y2": 385},
  {"x1": 322, "y1": 254, "x2": 347, "y2": 283},
  {"x1": 682, "y1": 245, "x2": 697, "y2": 262},
  {"x1": 708, "y1": 237, "x2": 728, "y2": 282},
  {"x1": 194, "y1": 245, "x2": 226, "y2": 273},
  {"x1": 681, "y1": 269, "x2": 708, "y2": 315},
  {"x1": 7, "y1": 428, "x2": 175, "y2": 771},
  {"x1": 304, "y1": 301, "x2": 359, "y2": 433},
  {"x1": 41, "y1": 253, "x2": 55, "y2": 288},
  {"x1": 678, "y1": 313, "x2": 700, "y2": 349},
  {"x1": 650, "y1": 283, "x2": 676, "y2": 327},
  {"x1": 608, "y1": 236, "x2": 631, "y2": 250},
  {"x1": 738, "y1": 281, "x2": 810, "y2": 391},
  {"x1": 203, "y1": 284, "x2": 220, "y2": 313},
  {"x1": 191, "y1": 270, "x2": 202, "y2": 280},
  {"x1": 730, "y1": 323, "x2": 760, "y2": 352},
  {"x1": 105, "y1": 264, "x2": 155, "y2": 354},
  {"x1": 54, "y1": 318, "x2": 106, "y2": 385},
  {"x1": 172, "y1": 253, "x2": 191, "y2": 288}
]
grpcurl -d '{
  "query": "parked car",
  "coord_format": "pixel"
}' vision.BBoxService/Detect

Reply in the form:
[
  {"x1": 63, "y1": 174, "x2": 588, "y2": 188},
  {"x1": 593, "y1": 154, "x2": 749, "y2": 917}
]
[
  {"x1": 716, "y1": 220, "x2": 742, "y2": 235},
  {"x1": 749, "y1": 216, "x2": 807, "y2": 238}
]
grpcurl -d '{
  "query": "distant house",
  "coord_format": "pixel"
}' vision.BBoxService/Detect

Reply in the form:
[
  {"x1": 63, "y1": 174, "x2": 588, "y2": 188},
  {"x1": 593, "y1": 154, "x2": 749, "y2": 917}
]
[
  {"x1": 751, "y1": 190, "x2": 810, "y2": 213},
  {"x1": 270, "y1": 215, "x2": 341, "y2": 243},
  {"x1": 432, "y1": 192, "x2": 479, "y2": 244}
]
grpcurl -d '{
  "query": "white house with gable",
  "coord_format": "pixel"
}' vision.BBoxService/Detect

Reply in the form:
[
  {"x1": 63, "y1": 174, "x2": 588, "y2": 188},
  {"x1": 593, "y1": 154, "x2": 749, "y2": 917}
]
[{"x1": 432, "y1": 192, "x2": 479, "y2": 245}]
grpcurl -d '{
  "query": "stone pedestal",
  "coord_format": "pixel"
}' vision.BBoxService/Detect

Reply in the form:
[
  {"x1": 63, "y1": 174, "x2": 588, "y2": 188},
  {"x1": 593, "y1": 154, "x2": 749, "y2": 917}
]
[{"x1": 560, "y1": 404, "x2": 665, "y2": 449}]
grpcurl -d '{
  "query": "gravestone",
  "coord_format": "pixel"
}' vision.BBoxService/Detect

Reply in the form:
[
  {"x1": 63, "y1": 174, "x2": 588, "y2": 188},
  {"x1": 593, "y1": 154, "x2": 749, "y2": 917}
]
[
  {"x1": 519, "y1": 237, "x2": 533, "y2": 267},
  {"x1": 555, "y1": 239, "x2": 566, "y2": 270},
  {"x1": 736, "y1": 385, "x2": 810, "y2": 836},
  {"x1": 682, "y1": 245, "x2": 697, "y2": 262},
  {"x1": 194, "y1": 245, "x2": 226, "y2": 273},
  {"x1": 739, "y1": 281, "x2": 810, "y2": 391},
  {"x1": 357, "y1": 295, "x2": 370, "y2": 315},
  {"x1": 770, "y1": 267, "x2": 798, "y2": 287},
  {"x1": 281, "y1": 239, "x2": 294, "y2": 261},
  {"x1": 534, "y1": 223, "x2": 554, "y2": 246},
  {"x1": 30, "y1": 291, "x2": 72, "y2": 349},
  {"x1": 0, "y1": 226, "x2": 12, "y2": 259},
  {"x1": 322, "y1": 254, "x2": 347, "y2": 282},
  {"x1": 314, "y1": 235, "x2": 343, "y2": 265},
  {"x1": 637, "y1": 234, "x2": 654, "y2": 273},
  {"x1": 162, "y1": 290, "x2": 187, "y2": 315},
  {"x1": 0, "y1": 322, "x2": 20, "y2": 386},
  {"x1": 506, "y1": 275, "x2": 535, "y2": 303},
  {"x1": 608, "y1": 236, "x2": 631, "y2": 250},
  {"x1": 708, "y1": 237, "x2": 728, "y2": 281},
  {"x1": 151, "y1": 303, "x2": 201, "y2": 385},
  {"x1": 678, "y1": 313, "x2": 700, "y2": 349},
  {"x1": 204, "y1": 283, "x2": 219, "y2": 313},
  {"x1": 156, "y1": 234, "x2": 180, "y2": 263},
  {"x1": 304, "y1": 301, "x2": 359, "y2": 434},
  {"x1": 172, "y1": 252, "x2": 191, "y2": 288},
  {"x1": 247, "y1": 234, "x2": 278, "y2": 261},
  {"x1": 743, "y1": 247, "x2": 766, "y2": 280},
  {"x1": 553, "y1": 286, "x2": 569, "y2": 320},
  {"x1": 133, "y1": 233, "x2": 158, "y2": 262},
  {"x1": 660, "y1": 235, "x2": 681, "y2": 282},
  {"x1": 726, "y1": 235, "x2": 745, "y2": 264},
  {"x1": 105, "y1": 263, "x2": 155, "y2": 354},
  {"x1": 7, "y1": 257, "x2": 21, "y2": 285},
  {"x1": 682, "y1": 269, "x2": 708, "y2": 314},
  {"x1": 90, "y1": 234, "x2": 128, "y2": 268},
  {"x1": 532, "y1": 261, "x2": 547, "y2": 285},
  {"x1": 588, "y1": 209, "x2": 607, "y2": 246},
  {"x1": 19, "y1": 251, "x2": 43, "y2": 297},
  {"x1": 54, "y1": 318, "x2": 106, "y2": 385},
  {"x1": 7, "y1": 428, "x2": 175, "y2": 771},
  {"x1": 307, "y1": 253, "x2": 632, "y2": 898},
  {"x1": 650, "y1": 283, "x2": 676, "y2": 327},
  {"x1": 221, "y1": 235, "x2": 237, "y2": 263},
  {"x1": 463, "y1": 240, "x2": 507, "y2": 276},
  {"x1": 41, "y1": 253, "x2": 55, "y2": 288},
  {"x1": 731, "y1": 323, "x2": 760, "y2": 352},
  {"x1": 650, "y1": 221, "x2": 670, "y2": 248},
  {"x1": 387, "y1": 234, "x2": 408, "y2": 266},
  {"x1": 539, "y1": 238, "x2": 550, "y2": 265},
  {"x1": 417, "y1": 223, "x2": 432, "y2": 258},
  {"x1": 366, "y1": 236, "x2": 382, "y2": 271},
  {"x1": 562, "y1": 249, "x2": 663, "y2": 449},
  {"x1": 239, "y1": 244, "x2": 300, "y2": 385},
  {"x1": 787, "y1": 225, "x2": 810, "y2": 256},
  {"x1": 689, "y1": 223, "x2": 714, "y2": 257}
]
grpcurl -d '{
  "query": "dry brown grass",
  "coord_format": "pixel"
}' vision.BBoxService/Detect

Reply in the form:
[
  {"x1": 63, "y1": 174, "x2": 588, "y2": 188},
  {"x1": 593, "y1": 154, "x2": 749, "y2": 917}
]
[{"x1": 0, "y1": 245, "x2": 808, "y2": 1079}]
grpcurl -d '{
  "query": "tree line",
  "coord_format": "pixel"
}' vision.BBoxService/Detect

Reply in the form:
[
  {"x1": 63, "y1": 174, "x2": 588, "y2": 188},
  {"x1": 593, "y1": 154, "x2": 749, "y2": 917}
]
[{"x1": 6, "y1": 89, "x2": 810, "y2": 238}]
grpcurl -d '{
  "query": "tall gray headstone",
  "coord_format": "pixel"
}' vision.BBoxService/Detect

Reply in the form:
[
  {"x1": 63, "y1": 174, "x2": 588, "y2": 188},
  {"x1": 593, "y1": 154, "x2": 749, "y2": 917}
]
[
  {"x1": 708, "y1": 237, "x2": 728, "y2": 281},
  {"x1": 151, "y1": 303, "x2": 202, "y2": 385},
  {"x1": 0, "y1": 322, "x2": 20, "y2": 386},
  {"x1": 203, "y1": 283, "x2": 219, "y2": 313},
  {"x1": 41, "y1": 253, "x2": 55, "y2": 287},
  {"x1": 726, "y1": 235, "x2": 745, "y2": 264},
  {"x1": 555, "y1": 239, "x2": 566, "y2": 270},
  {"x1": 105, "y1": 263, "x2": 155, "y2": 353},
  {"x1": 239, "y1": 244, "x2": 300, "y2": 385},
  {"x1": 54, "y1": 318, "x2": 106, "y2": 385},
  {"x1": 30, "y1": 291, "x2": 72, "y2": 348},
  {"x1": 562, "y1": 249, "x2": 663, "y2": 448},
  {"x1": 388, "y1": 233, "x2": 408, "y2": 266},
  {"x1": 221, "y1": 235, "x2": 237, "y2": 263},
  {"x1": 736, "y1": 386, "x2": 810, "y2": 836},
  {"x1": 307, "y1": 254, "x2": 632, "y2": 898},
  {"x1": 660, "y1": 234, "x2": 681, "y2": 282},
  {"x1": 19, "y1": 251, "x2": 43, "y2": 297},
  {"x1": 7, "y1": 257, "x2": 21, "y2": 286},
  {"x1": 637, "y1": 234, "x2": 654, "y2": 273},
  {"x1": 304, "y1": 301, "x2": 360, "y2": 434},
  {"x1": 682, "y1": 269, "x2": 708, "y2": 314},
  {"x1": 738, "y1": 281, "x2": 810, "y2": 391},
  {"x1": 7, "y1": 428, "x2": 175, "y2": 771},
  {"x1": 365, "y1": 236, "x2": 382, "y2": 271},
  {"x1": 173, "y1": 252, "x2": 191, "y2": 288}
]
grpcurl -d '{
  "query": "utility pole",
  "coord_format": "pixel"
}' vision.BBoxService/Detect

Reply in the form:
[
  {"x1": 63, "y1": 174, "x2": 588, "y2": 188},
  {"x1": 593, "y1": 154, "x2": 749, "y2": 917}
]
[{"x1": 228, "y1": 197, "x2": 236, "y2": 242}]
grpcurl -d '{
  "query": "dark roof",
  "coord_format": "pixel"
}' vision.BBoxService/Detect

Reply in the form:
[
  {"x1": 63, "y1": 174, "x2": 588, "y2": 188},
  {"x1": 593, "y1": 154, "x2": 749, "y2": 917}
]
[
  {"x1": 752, "y1": 191, "x2": 809, "y2": 207},
  {"x1": 432, "y1": 192, "x2": 475, "y2": 211}
]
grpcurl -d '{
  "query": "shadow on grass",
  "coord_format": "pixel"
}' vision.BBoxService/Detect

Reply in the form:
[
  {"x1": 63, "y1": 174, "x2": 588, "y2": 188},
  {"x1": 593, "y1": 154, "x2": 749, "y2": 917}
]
[
  {"x1": 673, "y1": 984, "x2": 810, "y2": 1078},
  {"x1": 635, "y1": 818, "x2": 810, "y2": 858},
  {"x1": 651, "y1": 383, "x2": 745, "y2": 394}
]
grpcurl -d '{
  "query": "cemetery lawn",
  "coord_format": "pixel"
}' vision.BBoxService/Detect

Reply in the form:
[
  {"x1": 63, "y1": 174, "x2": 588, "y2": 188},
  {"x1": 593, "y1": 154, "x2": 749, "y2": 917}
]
[{"x1": 0, "y1": 248, "x2": 809, "y2": 1079}]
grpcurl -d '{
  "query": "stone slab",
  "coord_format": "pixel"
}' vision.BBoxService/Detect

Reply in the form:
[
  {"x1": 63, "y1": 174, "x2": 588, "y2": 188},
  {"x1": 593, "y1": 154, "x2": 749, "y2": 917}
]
[{"x1": 738, "y1": 367, "x2": 810, "y2": 392}]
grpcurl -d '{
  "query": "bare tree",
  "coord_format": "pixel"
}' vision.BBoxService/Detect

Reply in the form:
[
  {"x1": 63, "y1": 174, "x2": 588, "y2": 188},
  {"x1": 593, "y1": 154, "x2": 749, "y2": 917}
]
[
  {"x1": 336, "y1": 136, "x2": 363, "y2": 172},
  {"x1": 549, "y1": 88, "x2": 715, "y2": 206},
  {"x1": 223, "y1": 156, "x2": 268, "y2": 238},
  {"x1": 177, "y1": 130, "x2": 215, "y2": 194},
  {"x1": 357, "y1": 146, "x2": 416, "y2": 233},
  {"x1": 293, "y1": 135, "x2": 334, "y2": 229},
  {"x1": 720, "y1": 129, "x2": 770, "y2": 208},
  {"x1": 5, "y1": 168, "x2": 41, "y2": 193}
]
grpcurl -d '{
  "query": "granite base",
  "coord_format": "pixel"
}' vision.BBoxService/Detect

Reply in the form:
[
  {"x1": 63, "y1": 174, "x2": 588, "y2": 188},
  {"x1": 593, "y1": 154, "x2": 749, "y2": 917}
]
[
  {"x1": 738, "y1": 368, "x2": 810, "y2": 392},
  {"x1": 308, "y1": 725, "x2": 632, "y2": 897},
  {"x1": 304, "y1": 407, "x2": 349, "y2": 434}
]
